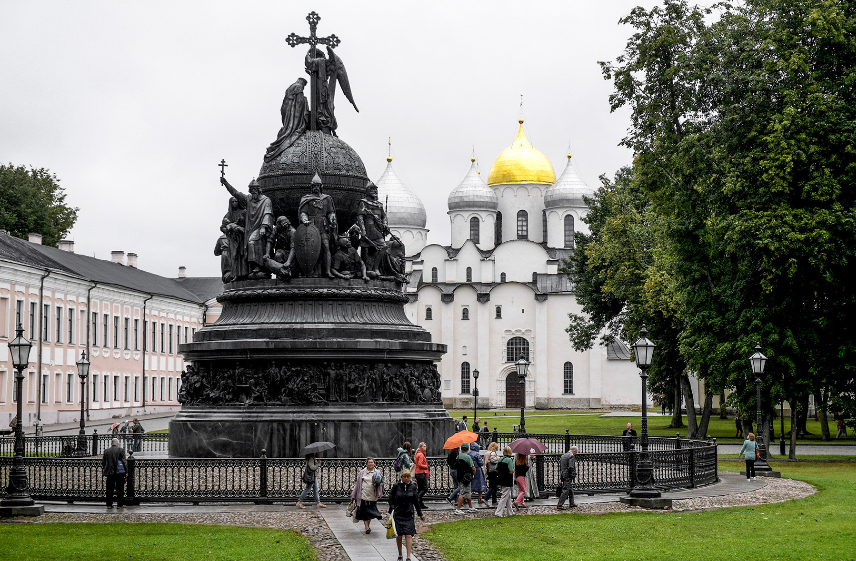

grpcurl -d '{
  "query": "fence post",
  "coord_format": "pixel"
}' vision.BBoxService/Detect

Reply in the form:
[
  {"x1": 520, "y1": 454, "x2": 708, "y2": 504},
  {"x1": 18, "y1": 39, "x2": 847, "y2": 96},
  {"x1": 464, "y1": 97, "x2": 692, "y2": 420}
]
[
  {"x1": 92, "y1": 430, "x2": 99, "y2": 457},
  {"x1": 674, "y1": 432, "x2": 681, "y2": 450},
  {"x1": 126, "y1": 450, "x2": 138, "y2": 505},
  {"x1": 564, "y1": 429, "x2": 570, "y2": 453},
  {"x1": 628, "y1": 450, "x2": 637, "y2": 489},
  {"x1": 535, "y1": 454, "x2": 545, "y2": 494},
  {"x1": 689, "y1": 448, "x2": 696, "y2": 488},
  {"x1": 259, "y1": 449, "x2": 268, "y2": 500}
]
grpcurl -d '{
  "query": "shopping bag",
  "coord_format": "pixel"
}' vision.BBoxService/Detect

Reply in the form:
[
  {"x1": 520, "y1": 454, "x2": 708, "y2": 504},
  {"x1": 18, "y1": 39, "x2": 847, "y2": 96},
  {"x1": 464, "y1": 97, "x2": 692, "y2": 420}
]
[{"x1": 386, "y1": 514, "x2": 397, "y2": 539}]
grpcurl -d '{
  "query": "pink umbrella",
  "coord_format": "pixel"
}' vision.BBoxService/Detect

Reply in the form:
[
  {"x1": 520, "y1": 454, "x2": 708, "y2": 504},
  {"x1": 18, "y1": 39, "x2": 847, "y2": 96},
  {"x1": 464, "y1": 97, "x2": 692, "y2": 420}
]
[{"x1": 508, "y1": 437, "x2": 547, "y2": 455}]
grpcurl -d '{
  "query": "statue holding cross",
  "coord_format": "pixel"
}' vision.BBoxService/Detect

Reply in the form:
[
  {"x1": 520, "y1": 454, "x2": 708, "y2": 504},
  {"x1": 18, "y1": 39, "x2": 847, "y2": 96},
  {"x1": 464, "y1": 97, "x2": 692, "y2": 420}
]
[{"x1": 285, "y1": 11, "x2": 358, "y2": 136}]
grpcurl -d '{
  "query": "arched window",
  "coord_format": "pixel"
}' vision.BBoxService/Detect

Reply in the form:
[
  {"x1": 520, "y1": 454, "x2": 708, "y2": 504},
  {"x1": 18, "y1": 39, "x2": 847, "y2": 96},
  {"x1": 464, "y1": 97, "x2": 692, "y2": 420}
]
[
  {"x1": 425, "y1": 306, "x2": 433, "y2": 320},
  {"x1": 431, "y1": 267, "x2": 438, "y2": 283},
  {"x1": 470, "y1": 217, "x2": 480, "y2": 244},
  {"x1": 517, "y1": 210, "x2": 528, "y2": 239},
  {"x1": 462, "y1": 307, "x2": 469, "y2": 320},
  {"x1": 495, "y1": 212, "x2": 503, "y2": 245},
  {"x1": 500, "y1": 272, "x2": 506, "y2": 283},
  {"x1": 564, "y1": 215, "x2": 575, "y2": 248},
  {"x1": 542, "y1": 210, "x2": 548, "y2": 244},
  {"x1": 506, "y1": 337, "x2": 529, "y2": 362},
  {"x1": 495, "y1": 306, "x2": 502, "y2": 318},
  {"x1": 461, "y1": 362, "x2": 471, "y2": 394},
  {"x1": 466, "y1": 267, "x2": 472, "y2": 282},
  {"x1": 563, "y1": 362, "x2": 574, "y2": 394}
]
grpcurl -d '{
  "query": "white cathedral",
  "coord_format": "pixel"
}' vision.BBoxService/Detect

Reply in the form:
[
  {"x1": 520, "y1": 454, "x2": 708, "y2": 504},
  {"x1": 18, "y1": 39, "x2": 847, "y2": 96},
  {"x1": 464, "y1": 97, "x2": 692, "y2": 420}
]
[{"x1": 376, "y1": 119, "x2": 642, "y2": 410}]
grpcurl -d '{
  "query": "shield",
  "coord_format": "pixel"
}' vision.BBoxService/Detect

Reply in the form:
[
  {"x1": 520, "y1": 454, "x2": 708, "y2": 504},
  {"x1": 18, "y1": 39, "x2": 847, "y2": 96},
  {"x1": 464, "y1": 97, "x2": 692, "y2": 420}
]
[{"x1": 294, "y1": 223, "x2": 322, "y2": 276}]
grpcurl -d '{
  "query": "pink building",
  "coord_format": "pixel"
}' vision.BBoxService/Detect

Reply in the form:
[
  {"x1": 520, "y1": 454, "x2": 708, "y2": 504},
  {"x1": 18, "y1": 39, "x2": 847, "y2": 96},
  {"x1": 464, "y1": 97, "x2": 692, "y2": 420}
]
[{"x1": 0, "y1": 231, "x2": 222, "y2": 429}]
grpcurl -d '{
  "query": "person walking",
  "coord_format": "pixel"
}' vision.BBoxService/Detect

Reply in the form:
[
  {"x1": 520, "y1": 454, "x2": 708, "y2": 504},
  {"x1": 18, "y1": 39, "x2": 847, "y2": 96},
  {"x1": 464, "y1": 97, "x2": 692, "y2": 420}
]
[
  {"x1": 836, "y1": 419, "x2": 848, "y2": 439},
  {"x1": 388, "y1": 469, "x2": 425, "y2": 561},
  {"x1": 394, "y1": 441, "x2": 413, "y2": 476},
  {"x1": 131, "y1": 417, "x2": 144, "y2": 453},
  {"x1": 468, "y1": 441, "x2": 487, "y2": 506},
  {"x1": 349, "y1": 457, "x2": 385, "y2": 534},
  {"x1": 512, "y1": 453, "x2": 529, "y2": 508},
  {"x1": 458, "y1": 416, "x2": 469, "y2": 432},
  {"x1": 622, "y1": 422, "x2": 637, "y2": 452},
  {"x1": 446, "y1": 446, "x2": 460, "y2": 505},
  {"x1": 453, "y1": 442, "x2": 477, "y2": 515},
  {"x1": 483, "y1": 442, "x2": 500, "y2": 505},
  {"x1": 735, "y1": 415, "x2": 743, "y2": 438},
  {"x1": 471, "y1": 417, "x2": 481, "y2": 433},
  {"x1": 739, "y1": 433, "x2": 758, "y2": 481},
  {"x1": 296, "y1": 453, "x2": 326, "y2": 509},
  {"x1": 102, "y1": 437, "x2": 127, "y2": 508},
  {"x1": 556, "y1": 445, "x2": 578, "y2": 510},
  {"x1": 493, "y1": 446, "x2": 515, "y2": 517},
  {"x1": 479, "y1": 421, "x2": 490, "y2": 446},
  {"x1": 413, "y1": 442, "x2": 430, "y2": 510}
]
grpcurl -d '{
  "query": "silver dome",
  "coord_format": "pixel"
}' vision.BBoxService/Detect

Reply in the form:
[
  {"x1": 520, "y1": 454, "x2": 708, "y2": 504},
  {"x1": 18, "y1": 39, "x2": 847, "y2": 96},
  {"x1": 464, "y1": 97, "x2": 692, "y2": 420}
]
[
  {"x1": 447, "y1": 159, "x2": 499, "y2": 211},
  {"x1": 544, "y1": 156, "x2": 596, "y2": 209},
  {"x1": 375, "y1": 159, "x2": 427, "y2": 228}
]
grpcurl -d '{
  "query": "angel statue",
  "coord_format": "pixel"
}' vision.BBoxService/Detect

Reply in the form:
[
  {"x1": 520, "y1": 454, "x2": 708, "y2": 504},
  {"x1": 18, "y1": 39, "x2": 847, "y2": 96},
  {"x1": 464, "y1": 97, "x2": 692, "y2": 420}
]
[{"x1": 304, "y1": 45, "x2": 358, "y2": 136}]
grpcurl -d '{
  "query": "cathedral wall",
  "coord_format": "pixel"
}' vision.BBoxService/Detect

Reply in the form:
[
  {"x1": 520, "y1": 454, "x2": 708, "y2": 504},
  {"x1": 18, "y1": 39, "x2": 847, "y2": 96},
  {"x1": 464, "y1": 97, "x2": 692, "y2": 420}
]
[
  {"x1": 492, "y1": 241, "x2": 550, "y2": 283},
  {"x1": 546, "y1": 208, "x2": 587, "y2": 249},
  {"x1": 448, "y1": 212, "x2": 496, "y2": 251}
]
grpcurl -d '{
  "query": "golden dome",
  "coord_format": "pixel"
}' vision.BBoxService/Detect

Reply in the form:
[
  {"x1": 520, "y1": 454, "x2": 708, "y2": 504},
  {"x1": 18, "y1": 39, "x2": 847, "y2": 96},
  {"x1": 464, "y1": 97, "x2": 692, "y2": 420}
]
[{"x1": 487, "y1": 119, "x2": 556, "y2": 186}]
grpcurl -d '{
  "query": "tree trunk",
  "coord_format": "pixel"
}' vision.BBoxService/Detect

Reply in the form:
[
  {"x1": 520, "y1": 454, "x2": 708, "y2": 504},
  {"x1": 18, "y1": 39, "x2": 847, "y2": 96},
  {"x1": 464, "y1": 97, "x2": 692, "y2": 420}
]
[
  {"x1": 670, "y1": 382, "x2": 684, "y2": 428},
  {"x1": 681, "y1": 374, "x2": 698, "y2": 437},
  {"x1": 789, "y1": 399, "x2": 798, "y2": 460},
  {"x1": 817, "y1": 386, "x2": 830, "y2": 441},
  {"x1": 763, "y1": 411, "x2": 772, "y2": 457},
  {"x1": 719, "y1": 391, "x2": 728, "y2": 419},
  {"x1": 742, "y1": 418, "x2": 754, "y2": 438},
  {"x1": 695, "y1": 389, "x2": 714, "y2": 438},
  {"x1": 797, "y1": 394, "x2": 811, "y2": 435}
]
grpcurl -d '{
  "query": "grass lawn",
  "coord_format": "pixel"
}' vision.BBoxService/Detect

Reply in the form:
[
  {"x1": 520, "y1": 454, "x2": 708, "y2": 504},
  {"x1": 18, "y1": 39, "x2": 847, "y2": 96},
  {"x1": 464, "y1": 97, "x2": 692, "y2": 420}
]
[
  {"x1": 424, "y1": 461, "x2": 855, "y2": 561},
  {"x1": 448, "y1": 409, "x2": 854, "y2": 443},
  {"x1": 0, "y1": 523, "x2": 316, "y2": 561}
]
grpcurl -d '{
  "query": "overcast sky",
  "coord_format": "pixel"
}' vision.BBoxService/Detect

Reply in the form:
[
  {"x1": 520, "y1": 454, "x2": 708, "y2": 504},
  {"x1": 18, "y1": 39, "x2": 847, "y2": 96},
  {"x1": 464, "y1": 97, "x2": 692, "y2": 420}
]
[{"x1": 0, "y1": 1, "x2": 706, "y2": 278}]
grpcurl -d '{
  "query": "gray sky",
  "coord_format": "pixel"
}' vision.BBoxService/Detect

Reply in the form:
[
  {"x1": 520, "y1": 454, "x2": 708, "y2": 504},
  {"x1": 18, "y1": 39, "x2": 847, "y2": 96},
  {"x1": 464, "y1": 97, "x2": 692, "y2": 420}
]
[{"x1": 1, "y1": 1, "x2": 681, "y2": 278}]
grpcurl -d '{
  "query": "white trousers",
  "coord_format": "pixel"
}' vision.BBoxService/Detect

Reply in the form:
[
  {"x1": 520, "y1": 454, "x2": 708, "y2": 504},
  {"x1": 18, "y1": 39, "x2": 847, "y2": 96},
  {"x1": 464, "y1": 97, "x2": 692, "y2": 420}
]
[{"x1": 494, "y1": 485, "x2": 515, "y2": 517}]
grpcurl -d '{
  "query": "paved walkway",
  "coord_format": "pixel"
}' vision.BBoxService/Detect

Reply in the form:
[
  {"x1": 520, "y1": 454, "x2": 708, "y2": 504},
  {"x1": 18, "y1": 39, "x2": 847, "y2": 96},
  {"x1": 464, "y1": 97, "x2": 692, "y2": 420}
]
[
  {"x1": 24, "y1": 412, "x2": 176, "y2": 437},
  {"x1": 718, "y1": 444, "x2": 856, "y2": 456},
  {"x1": 320, "y1": 508, "x2": 421, "y2": 561}
]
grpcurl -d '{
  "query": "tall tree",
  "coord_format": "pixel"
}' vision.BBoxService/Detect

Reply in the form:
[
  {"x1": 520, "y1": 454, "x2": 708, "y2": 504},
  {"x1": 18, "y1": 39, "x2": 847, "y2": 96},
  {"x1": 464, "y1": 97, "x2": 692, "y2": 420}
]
[{"x1": 0, "y1": 164, "x2": 78, "y2": 247}]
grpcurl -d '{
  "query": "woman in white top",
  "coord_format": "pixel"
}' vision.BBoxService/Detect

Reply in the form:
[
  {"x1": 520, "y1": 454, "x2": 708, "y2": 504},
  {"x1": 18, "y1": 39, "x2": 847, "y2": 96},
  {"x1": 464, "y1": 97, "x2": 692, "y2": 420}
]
[{"x1": 349, "y1": 457, "x2": 386, "y2": 534}]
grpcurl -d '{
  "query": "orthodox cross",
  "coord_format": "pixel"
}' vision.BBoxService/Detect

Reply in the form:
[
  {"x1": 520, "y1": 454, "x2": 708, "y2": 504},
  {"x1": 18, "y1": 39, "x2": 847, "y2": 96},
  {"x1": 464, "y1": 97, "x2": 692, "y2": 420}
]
[
  {"x1": 286, "y1": 11, "x2": 341, "y2": 131},
  {"x1": 219, "y1": 158, "x2": 228, "y2": 178}
]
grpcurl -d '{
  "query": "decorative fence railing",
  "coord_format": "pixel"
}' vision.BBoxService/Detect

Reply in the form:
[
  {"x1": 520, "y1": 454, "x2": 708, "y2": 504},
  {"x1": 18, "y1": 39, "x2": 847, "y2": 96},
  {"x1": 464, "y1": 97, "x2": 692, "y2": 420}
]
[
  {"x1": 0, "y1": 445, "x2": 718, "y2": 504},
  {"x1": 0, "y1": 432, "x2": 169, "y2": 458}
]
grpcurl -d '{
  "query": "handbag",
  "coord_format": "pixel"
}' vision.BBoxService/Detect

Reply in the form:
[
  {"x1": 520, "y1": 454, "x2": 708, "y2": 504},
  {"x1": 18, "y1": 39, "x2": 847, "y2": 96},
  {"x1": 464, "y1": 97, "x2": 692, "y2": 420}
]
[
  {"x1": 302, "y1": 467, "x2": 314, "y2": 485},
  {"x1": 755, "y1": 448, "x2": 760, "y2": 459},
  {"x1": 386, "y1": 512, "x2": 397, "y2": 539}
]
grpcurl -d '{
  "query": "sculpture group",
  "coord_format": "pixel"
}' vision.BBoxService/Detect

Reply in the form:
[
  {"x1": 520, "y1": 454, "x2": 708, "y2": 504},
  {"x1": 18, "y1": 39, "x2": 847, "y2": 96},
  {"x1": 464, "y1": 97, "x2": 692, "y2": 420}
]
[{"x1": 215, "y1": 174, "x2": 407, "y2": 284}]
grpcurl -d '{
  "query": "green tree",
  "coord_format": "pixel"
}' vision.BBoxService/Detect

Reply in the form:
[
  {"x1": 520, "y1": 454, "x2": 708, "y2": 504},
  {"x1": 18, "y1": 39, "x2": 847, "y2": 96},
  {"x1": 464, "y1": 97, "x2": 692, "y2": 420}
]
[{"x1": 0, "y1": 164, "x2": 78, "y2": 247}]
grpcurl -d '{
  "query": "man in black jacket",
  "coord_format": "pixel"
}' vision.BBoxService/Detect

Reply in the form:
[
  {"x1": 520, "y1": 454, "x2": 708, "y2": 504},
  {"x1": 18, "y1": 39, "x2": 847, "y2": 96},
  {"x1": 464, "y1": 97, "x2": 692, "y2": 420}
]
[
  {"x1": 622, "y1": 423, "x2": 637, "y2": 452},
  {"x1": 102, "y1": 438, "x2": 127, "y2": 508},
  {"x1": 556, "y1": 446, "x2": 578, "y2": 510}
]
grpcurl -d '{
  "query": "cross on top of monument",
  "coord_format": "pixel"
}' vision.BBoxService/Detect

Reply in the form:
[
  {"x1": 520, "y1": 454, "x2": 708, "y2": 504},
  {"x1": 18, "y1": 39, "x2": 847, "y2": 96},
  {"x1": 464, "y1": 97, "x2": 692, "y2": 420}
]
[{"x1": 286, "y1": 11, "x2": 340, "y2": 51}]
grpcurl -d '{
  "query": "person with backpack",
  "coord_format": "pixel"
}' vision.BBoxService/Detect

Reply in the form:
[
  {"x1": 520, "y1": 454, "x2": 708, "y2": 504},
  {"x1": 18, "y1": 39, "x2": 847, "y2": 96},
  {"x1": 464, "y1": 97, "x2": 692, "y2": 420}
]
[
  {"x1": 483, "y1": 442, "x2": 500, "y2": 506},
  {"x1": 493, "y1": 446, "x2": 515, "y2": 517},
  {"x1": 468, "y1": 441, "x2": 487, "y2": 506},
  {"x1": 446, "y1": 447, "x2": 460, "y2": 505},
  {"x1": 556, "y1": 445, "x2": 578, "y2": 510},
  {"x1": 394, "y1": 442, "x2": 413, "y2": 476},
  {"x1": 413, "y1": 442, "x2": 429, "y2": 510},
  {"x1": 102, "y1": 437, "x2": 127, "y2": 508},
  {"x1": 453, "y1": 441, "x2": 477, "y2": 515}
]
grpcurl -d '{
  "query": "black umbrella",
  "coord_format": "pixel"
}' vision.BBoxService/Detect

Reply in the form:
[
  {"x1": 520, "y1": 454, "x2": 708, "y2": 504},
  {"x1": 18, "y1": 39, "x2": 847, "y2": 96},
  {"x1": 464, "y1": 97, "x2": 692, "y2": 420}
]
[{"x1": 300, "y1": 441, "x2": 336, "y2": 456}]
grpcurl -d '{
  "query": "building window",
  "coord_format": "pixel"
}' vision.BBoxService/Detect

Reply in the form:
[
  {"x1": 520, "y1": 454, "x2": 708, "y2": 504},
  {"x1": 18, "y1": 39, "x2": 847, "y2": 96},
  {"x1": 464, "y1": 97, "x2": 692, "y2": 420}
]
[
  {"x1": 542, "y1": 210, "x2": 547, "y2": 244},
  {"x1": 151, "y1": 377, "x2": 157, "y2": 402},
  {"x1": 66, "y1": 373, "x2": 74, "y2": 402},
  {"x1": 15, "y1": 300, "x2": 23, "y2": 331},
  {"x1": 68, "y1": 307, "x2": 74, "y2": 344},
  {"x1": 123, "y1": 376, "x2": 130, "y2": 401},
  {"x1": 506, "y1": 337, "x2": 530, "y2": 362},
  {"x1": 564, "y1": 215, "x2": 575, "y2": 248},
  {"x1": 103, "y1": 376, "x2": 109, "y2": 402},
  {"x1": 431, "y1": 267, "x2": 438, "y2": 283},
  {"x1": 113, "y1": 376, "x2": 119, "y2": 401},
  {"x1": 169, "y1": 324, "x2": 174, "y2": 354},
  {"x1": 564, "y1": 362, "x2": 574, "y2": 394},
  {"x1": 160, "y1": 376, "x2": 166, "y2": 401},
  {"x1": 102, "y1": 314, "x2": 109, "y2": 347},
  {"x1": 134, "y1": 376, "x2": 140, "y2": 402},
  {"x1": 191, "y1": 327, "x2": 196, "y2": 339},
  {"x1": 113, "y1": 316, "x2": 119, "y2": 349},
  {"x1": 124, "y1": 318, "x2": 130, "y2": 350},
  {"x1": 517, "y1": 210, "x2": 528, "y2": 239},
  {"x1": 160, "y1": 322, "x2": 165, "y2": 353},
  {"x1": 495, "y1": 211, "x2": 502, "y2": 245},
  {"x1": 495, "y1": 306, "x2": 502, "y2": 319},
  {"x1": 152, "y1": 321, "x2": 158, "y2": 353},
  {"x1": 40, "y1": 374, "x2": 48, "y2": 404},
  {"x1": 168, "y1": 377, "x2": 173, "y2": 401},
  {"x1": 91, "y1": 312, "x2": 97, "y2": 346},
  {"x1": 55, "y1": 306, "x2": 63, "y2": 344},
  {"x1": 470, "y1": 217, "x2": 480, "y2": 244},
  {"x1": 92, "y1": 374, "x2": 99, "y2": 402},
  {"x1": 461, "y1": 362, "x2": 471, "y2": 394},
  {"x1": 425, "y1": 307, "x2": 433, "y2": 321},
  {"x1": 184, "y1": 326, "x2": 188, "y2": 344},
  {"x1": 42, "y1": 304, "x2": 50, "y2": 341},
  {"x1": 134, "y1": 319, "x2": 140, "y2": 351},
  {"x1": 29, "y1": 303, "x2": 37, "y2": 340},
  {"x1": 466, "y1": 267, "x2": 472, "y2": 282},
  {"x1": 462, "y1": 307, "x2": 469, "y2": 320},
  {"x1": 500, "y1": 272, "x2": 506, "y2": 283},
  {"x1": 176, "y1": 326, "x2": 180, "y2": 353}
]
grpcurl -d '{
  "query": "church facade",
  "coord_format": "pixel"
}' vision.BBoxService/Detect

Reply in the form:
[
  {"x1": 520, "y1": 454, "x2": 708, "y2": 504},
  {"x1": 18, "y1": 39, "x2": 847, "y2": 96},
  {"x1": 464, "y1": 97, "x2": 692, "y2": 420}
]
[{"x1": 378, "y1": 119, "x2": 642, "y2": 410}]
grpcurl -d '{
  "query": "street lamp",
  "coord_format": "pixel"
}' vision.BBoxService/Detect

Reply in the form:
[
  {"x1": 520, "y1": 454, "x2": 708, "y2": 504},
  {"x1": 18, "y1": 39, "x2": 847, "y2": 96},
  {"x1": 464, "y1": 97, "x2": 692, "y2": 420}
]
[
  {"x1": 472, "y1": 369, "x2": 479, "y2": 432},
  {"x1": 0, "y1": 323, "x2": 38, "y2": 513},
  {"x1": 629, "y1": 325, "x2": 660, "y2": 498},
  {"x1": 75, "y1": 350, "x2": 90, "y2": 456},
  {"x1": 750, "y1": 344, "x2": 773, "y2": 473},
  {"x1": 516, "y1": 355, "x2": 529, "y2": 434}
]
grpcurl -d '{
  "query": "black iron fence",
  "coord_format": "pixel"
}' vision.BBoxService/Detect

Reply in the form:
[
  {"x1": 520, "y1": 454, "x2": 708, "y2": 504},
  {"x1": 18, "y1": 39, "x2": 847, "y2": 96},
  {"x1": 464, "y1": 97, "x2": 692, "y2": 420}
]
[
  {"x1": 0, "y1": 444, "x2": 718, "y2": 504},
  {"x1": 0, "y1": 432, "x2": 169, "y2": 458}
]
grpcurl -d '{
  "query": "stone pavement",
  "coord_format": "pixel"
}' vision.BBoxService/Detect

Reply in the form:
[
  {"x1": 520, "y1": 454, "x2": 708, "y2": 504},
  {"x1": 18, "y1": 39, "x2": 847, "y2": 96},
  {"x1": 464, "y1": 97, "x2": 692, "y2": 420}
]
[
  {"x1": 718, "y1": 443, "x2": 856, "y2": 455},
  {"x1": 320, "y1": 507, "x2": 420, "y2": 561}
]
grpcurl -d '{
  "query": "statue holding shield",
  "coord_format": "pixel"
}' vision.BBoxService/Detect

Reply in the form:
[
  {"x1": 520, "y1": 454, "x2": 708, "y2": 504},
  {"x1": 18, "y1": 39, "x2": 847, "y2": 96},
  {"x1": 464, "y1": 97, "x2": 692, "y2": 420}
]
[{"x1": 297, "y1": 173, "x2": 337, "y2": 277}]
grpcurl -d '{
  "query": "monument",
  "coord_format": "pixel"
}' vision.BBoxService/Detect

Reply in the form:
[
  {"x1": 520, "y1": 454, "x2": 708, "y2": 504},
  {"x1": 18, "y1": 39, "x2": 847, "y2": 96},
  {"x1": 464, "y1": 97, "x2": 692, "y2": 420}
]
[{"x1": 170, "y1": 12, "x2": 453, "y2": 458}]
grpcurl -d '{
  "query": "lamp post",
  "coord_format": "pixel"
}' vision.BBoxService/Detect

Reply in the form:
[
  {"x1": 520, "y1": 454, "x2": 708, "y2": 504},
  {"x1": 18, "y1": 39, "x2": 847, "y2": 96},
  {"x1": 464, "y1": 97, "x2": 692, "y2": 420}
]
[
  {"x1": 749, "y1": 344, "x2": 773, "y2": 473},
  {"x1": 780, "y1": 400, "x2": 786, "y2": 456},
  {"x1": 516, "y1": 356, "x2": 529, "y2": 434},
  {"x1": 628, "y1": 325, "x2": 660, "y2": 498},
  {"x1": 472, "y1": 369, "x2": 479, "y2": 431},
  {"x1": 75, "y1": 350, "x2": 90, "y2": 456},
  {"x1": 1, "y1": 323, "x2": 38, "y2": 512}
]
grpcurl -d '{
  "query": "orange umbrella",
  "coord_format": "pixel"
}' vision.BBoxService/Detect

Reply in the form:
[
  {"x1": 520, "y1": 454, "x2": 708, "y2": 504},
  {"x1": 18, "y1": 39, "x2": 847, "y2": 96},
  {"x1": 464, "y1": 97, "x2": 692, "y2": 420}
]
[{"x1": 443, "y1": 431, "x2": 479, "y2": 449}]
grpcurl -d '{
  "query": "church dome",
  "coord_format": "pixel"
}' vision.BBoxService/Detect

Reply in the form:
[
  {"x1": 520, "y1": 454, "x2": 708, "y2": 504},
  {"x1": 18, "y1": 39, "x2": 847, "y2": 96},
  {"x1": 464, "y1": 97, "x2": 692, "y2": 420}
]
[
  {"x1": 375, "y1": 157, "x2": 427, "y2": 228},
  {"x1": 544, "y1": 154, "x2": 596, "y2": 208},
  {"x1": 487, "y1": 120, "x2": 556, "y2": 186},
  {"x1": 447, "y1": 158, "x2": 498, "y2": 211}
]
